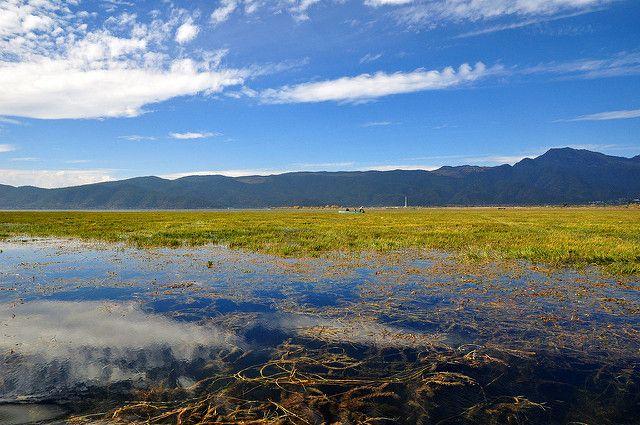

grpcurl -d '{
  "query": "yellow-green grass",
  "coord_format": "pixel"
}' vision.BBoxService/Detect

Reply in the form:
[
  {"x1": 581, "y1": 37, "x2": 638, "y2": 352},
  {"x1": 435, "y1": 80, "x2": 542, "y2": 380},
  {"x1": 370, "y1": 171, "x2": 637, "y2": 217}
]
[{"x1": 0, "y1": 208, "x2": 639, "y2": 275}]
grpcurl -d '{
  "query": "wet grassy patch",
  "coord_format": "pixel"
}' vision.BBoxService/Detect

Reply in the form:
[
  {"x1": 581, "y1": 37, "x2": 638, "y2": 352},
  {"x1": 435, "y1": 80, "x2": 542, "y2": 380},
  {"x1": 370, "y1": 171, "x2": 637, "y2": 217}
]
[{"x1": 0, "y1": 207, "x2": 639, "y2": 274}]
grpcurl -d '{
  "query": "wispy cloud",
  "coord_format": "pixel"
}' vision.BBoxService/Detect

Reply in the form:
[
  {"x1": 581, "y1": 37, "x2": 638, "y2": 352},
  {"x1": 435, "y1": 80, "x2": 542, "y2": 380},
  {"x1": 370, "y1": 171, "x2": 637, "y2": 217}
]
[
  {"x1": 292, "y1": 161, "x2": 356, "y2": 169},
  {"x1": 289, "y1": 0, "x2": 321, "y2": 22},
  {"x1": 211, "y1": 0, "x2": 238, "y2": 25},
  {"x1": 211, "y1": 0, "x2": 321, "y2": 25},
  {"x1": 161, "y1": 162, "x2": 440, "y2": 179},
  {"x1": 558, "y1": 108, "x2": 640, "y2": 122},
  {"x1": 394, "y1": 0, "x2": 612, "y2": 29},
  {"x1": 432, "y1": 123, "x2": 458, "y2": 129},
  {"x1": 0, "y1": 168, "x2": 116, "y2": 188},
  {"x1": 0, "y1": 116, "x2": 23, "y2": 125},
  {"x1": 121, "y1": 132, "x2": 222, "y2": 142},
  {"x1": 405, "y1": 153, "x2": 527, "y2": 165},
  {"x1": 406, "y1": 144, "x2": 637, "y2": 167},
  {"x1": 119, "y1": 135, "x2": 158, "y2": 142},
  {"x1": 258, "y1": 52, "x2": 637, "y2": 107},
  {"x1": 468, "y1": 155, "x2": 529, "y2": 164},
  {"x1": 169, "y1": 132, "x2": 219, "y2": 140},
  {"x1": 362, "y1": 121, "x2": 393, "y2": 127},
  {"x1": 359, "y1": 53, "x2": 383, "y2": 64},
  {"x1": 521, "y1": 51, "x2": 640, "y2": 79},
  {"x1": 161, "y1": 168, "x2": 294, "y2": 179},
  {"x1": 455, "y1": 9, "x2": 602, "y2": 38},
  {"x1": 261, "y1": 62, "x2": 496, "y2": 104},
  {"x1": 365, "y1": 0, "x2": 413, "y2": 6},
  {"x1": 10, "y1": 157, "x2": 39, "y2": 162},
  {"x1": 365, "y1": 164, "x2": 440, "y2": 171},
  {"x1": 168, "y1": 147, "x2": 633, "y2": 179},
  {"x1": 0, "y1": 144, "x2": 16, "y2": 153}
]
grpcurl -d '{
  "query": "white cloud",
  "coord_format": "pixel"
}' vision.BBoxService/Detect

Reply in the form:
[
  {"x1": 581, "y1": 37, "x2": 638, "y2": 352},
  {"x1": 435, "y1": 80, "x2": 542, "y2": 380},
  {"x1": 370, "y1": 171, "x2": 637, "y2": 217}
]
[
  {"x1": 169, "y1": 131, "x2": 219, "y2": 139},
  {"x1": 561, "y1": 108, "x2": 640, "y2": 122},
  {"x1": 0, "y1": 0, "x2": 59, "y2": 40},
  {"x1": 0, "y1": 60, "x2": 245, "y2": 119},
  {"x1": 0, "y1": 144, "x2": 16, "y2": 153},
  {"x1": 394, "y1": 0, "x2": 611, "y2": 28},
  {"x1": 261, "y1": 62, "x2": 494, "y2": 103},
  {"x1": 0, "y1": 2, "x2": 247, "y2": 119},
  {"x1": 0, "y1": 168, "x2": 116, "y2": 188},
  {"x1": 175, "y1": 20, "x2": 199, "y2": 44},
  {"x1": 10, "y1": 157, "x2": 39, "y2": 162}
]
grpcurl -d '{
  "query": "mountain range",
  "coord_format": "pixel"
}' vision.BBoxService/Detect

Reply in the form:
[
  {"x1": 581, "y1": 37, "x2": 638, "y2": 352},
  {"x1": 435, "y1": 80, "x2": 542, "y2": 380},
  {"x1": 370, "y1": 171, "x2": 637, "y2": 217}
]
[{"x1": 1, "y1": 148, "x2": 639, "y2": 209}]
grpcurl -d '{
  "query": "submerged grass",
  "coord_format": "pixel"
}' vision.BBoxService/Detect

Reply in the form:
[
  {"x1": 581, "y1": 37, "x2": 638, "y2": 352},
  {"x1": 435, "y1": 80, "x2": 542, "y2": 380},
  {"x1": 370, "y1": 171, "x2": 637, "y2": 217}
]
[{"x1": 0, "y1": 207, "x2": 639, "y2": 274}]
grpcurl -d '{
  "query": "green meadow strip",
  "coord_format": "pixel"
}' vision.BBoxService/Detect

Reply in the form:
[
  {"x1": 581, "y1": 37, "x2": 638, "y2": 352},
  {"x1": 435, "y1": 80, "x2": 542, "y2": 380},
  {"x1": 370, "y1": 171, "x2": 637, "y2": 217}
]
[{"x1": 0, "y1": 208, "x2": 638, "y2": 275}]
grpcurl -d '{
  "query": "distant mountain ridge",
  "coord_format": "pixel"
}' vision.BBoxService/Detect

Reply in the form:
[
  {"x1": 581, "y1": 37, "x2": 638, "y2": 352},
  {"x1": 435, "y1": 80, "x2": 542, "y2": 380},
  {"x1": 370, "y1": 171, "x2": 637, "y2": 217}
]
[{"x1": 1, "y1": 148, "x2": 639, "y2": 209}]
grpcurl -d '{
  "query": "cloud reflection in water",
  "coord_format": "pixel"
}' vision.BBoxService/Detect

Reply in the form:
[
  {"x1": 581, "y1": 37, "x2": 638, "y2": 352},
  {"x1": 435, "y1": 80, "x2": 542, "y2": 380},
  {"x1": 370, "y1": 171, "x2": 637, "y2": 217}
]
[{"x1": 0, "y1": 301, "x2": 237, "y2": 401}]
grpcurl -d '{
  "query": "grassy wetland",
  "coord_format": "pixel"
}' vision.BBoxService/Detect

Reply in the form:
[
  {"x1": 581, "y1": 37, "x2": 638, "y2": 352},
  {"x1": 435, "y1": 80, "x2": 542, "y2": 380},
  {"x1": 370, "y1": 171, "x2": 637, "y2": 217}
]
[
  {"x1": 1, "y1": 208, "x2": 639, "y2": 424},
  {"x1": 1, "y1": 207, "x2": 639, "y2": 274}
]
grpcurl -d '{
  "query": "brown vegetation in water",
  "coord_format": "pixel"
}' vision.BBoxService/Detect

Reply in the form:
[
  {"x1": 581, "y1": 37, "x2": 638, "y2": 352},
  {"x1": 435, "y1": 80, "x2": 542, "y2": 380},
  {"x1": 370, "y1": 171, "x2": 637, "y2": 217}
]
[{"x1": 68, "y1": 334, "x2": 637, "y2": 425}]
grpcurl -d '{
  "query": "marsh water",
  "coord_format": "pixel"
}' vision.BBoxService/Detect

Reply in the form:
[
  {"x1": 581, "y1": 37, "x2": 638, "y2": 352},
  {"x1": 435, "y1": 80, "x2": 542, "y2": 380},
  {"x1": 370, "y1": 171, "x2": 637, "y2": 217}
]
[{"x1": 0, "y1": 239, "x2": 638, "y2": 424}]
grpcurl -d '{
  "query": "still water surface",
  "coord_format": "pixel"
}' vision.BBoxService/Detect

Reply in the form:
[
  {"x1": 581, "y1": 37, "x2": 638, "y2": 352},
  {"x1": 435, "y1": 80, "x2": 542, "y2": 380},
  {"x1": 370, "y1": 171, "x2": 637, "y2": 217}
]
[{"x1": 0, "y1": 239, "x2": 638, "y2": 424}]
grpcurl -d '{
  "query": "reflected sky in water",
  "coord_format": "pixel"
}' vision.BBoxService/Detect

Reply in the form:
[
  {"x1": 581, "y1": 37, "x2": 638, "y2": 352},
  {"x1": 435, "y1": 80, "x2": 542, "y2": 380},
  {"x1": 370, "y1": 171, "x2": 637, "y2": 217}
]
[{"x1": 0, "y1": 238, "x2": 638, "y2": 422}]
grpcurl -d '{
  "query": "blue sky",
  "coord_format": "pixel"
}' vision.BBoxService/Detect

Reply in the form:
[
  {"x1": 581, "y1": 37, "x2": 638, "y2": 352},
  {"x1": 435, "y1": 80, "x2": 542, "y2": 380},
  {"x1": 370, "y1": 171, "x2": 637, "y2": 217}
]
[{"x1": 0, "y1": 0, "x2": 639, "y2": 187}]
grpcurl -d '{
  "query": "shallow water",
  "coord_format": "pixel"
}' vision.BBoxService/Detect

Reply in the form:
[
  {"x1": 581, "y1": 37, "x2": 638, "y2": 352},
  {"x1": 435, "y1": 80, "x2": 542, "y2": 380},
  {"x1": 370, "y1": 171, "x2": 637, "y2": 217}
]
[
  {"x1": 0, "y1": 239, "x2": 638, "y2": 424},
  {"x1": 0, "y1": 404, "x2": 66, "y2": 425}
]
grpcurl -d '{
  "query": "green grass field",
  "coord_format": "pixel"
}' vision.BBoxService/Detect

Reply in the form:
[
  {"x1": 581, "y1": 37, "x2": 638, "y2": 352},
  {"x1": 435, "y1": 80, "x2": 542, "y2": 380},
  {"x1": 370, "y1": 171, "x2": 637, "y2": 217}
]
[{"x1": 1, "y1": 208, "x2": 639, "y2": 274}]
